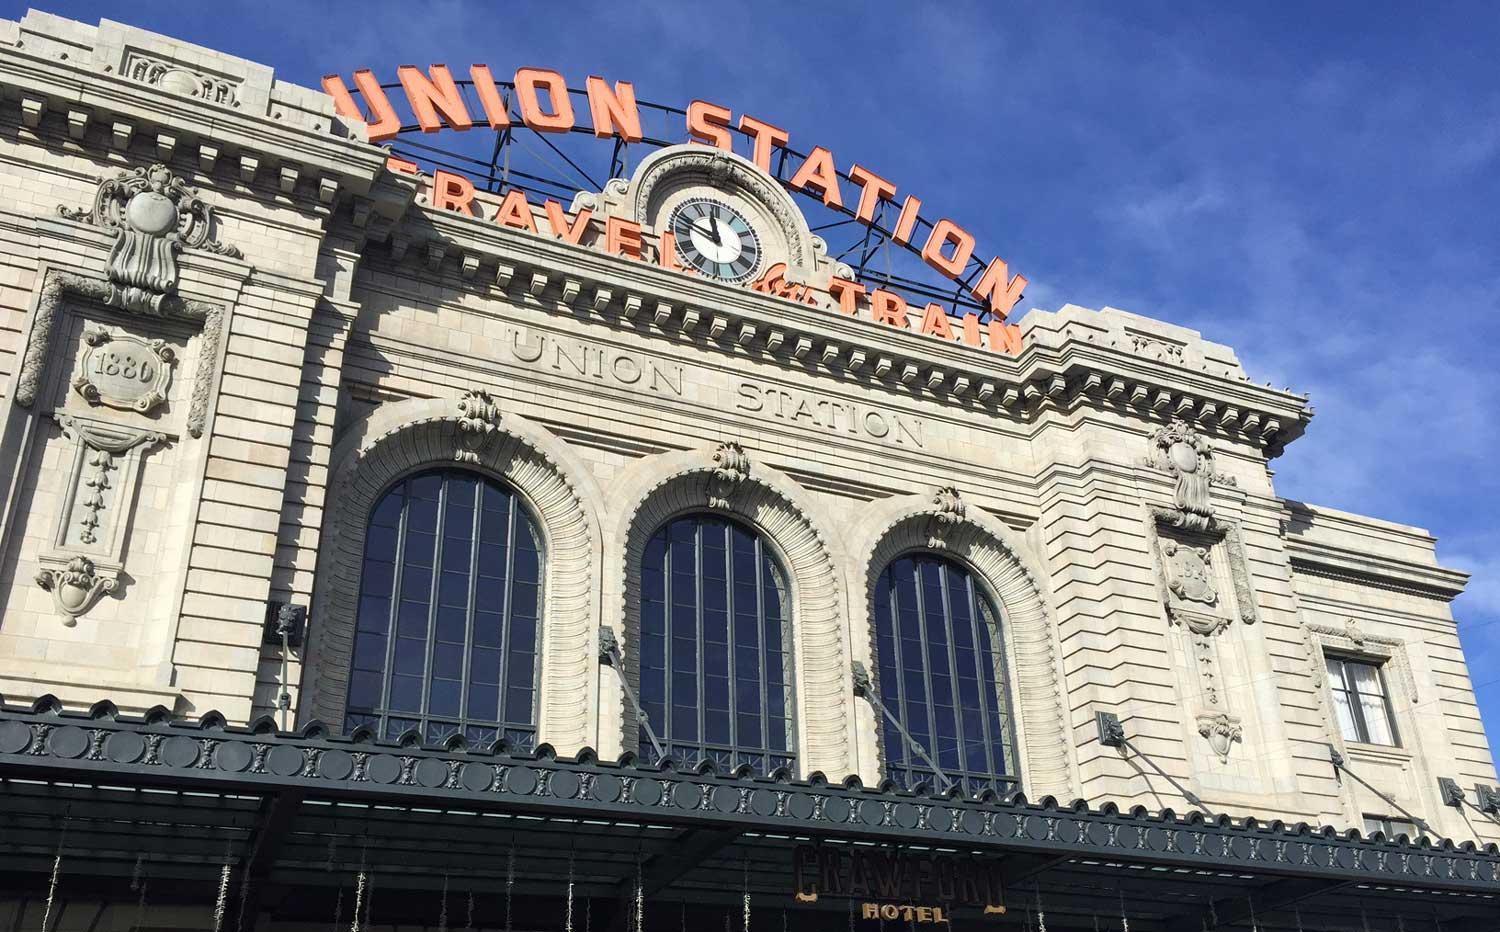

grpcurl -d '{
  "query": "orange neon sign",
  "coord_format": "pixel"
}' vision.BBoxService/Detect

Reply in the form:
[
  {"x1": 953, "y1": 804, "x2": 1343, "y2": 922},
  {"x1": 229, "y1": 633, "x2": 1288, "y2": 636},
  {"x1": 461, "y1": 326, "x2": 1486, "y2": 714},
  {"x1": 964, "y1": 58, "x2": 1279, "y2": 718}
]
[{"x1": 321, "y1": 65, "x2": 1028, "y2": 354}]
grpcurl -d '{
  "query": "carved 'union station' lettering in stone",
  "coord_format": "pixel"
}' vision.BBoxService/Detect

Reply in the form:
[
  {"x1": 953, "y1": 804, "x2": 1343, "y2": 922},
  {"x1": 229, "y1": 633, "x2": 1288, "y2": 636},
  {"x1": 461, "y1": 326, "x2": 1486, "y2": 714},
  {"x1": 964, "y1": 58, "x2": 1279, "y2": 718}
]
[
  {"x1": 505, "y1": 328, "x2": 684, "y2": 396},
  {"x1": 735, "y1": 380, "x2": 925, "y2": 447},
  {"x1": 0, "y1": 9, "x2": 1493, "y2": 932}
]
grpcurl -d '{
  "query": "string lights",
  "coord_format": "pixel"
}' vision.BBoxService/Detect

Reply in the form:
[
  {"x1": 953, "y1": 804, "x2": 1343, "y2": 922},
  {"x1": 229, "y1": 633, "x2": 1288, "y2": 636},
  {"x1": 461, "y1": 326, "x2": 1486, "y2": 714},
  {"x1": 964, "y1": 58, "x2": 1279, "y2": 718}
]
[
  {"x1": 350, "y1": 870, "x2": 366, "y2": 932},
  {"x1": 132, "y1": 854, "x2": 150, "y2": 932},
  {"x1": 634, "y1": 854, "x2": 645, "y2": 932},
  {"x1": 505, "y1": 840, "x2": 517, "y2": 932},
  {"x1": 212, "y1": 859, "x2": 232, "y2": 932},
  {"x1": 742, "y1": 856, "x2": 751, "y2": 932},
  {"x1": 40, "y1": 843, "x2": 64, "y2": 932},
  {"x1": 566, "y1": 851, "x2": 577, "y2": 932},
  {"x1": 41, "y1": 812, "x2": 71, "y2": 932}
]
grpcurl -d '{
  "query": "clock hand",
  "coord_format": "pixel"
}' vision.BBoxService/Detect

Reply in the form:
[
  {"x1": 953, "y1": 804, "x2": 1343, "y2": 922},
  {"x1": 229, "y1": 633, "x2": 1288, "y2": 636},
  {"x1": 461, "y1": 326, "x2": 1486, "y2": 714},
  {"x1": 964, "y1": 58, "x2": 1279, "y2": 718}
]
[{"x1": 709, "y1": 212, "x2": 721, "y2": 244}]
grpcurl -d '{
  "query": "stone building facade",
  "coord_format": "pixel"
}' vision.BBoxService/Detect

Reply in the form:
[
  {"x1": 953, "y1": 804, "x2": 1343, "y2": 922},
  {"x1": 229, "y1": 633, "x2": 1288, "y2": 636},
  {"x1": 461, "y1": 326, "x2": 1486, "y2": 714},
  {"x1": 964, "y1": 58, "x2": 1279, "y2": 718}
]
[{"x1": 0, "y1": 6, "x2": 1493, "y2": 860}]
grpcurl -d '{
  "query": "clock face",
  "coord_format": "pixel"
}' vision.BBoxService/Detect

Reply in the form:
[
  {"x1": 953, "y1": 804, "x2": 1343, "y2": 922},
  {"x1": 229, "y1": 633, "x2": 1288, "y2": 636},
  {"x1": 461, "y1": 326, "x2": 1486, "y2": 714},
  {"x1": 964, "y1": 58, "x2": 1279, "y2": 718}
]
[{"x1": 669, "y1": 197, "x2": 763, "y2": 282}]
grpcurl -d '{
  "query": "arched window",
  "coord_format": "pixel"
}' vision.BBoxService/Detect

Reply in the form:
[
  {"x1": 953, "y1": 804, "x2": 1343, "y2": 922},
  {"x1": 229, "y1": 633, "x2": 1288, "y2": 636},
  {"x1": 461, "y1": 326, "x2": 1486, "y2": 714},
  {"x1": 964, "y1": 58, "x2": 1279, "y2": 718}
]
[
  {"x1": 638, "y1": 515, "x2": 794, "y2": 775},
  {"x1": 872, "y1": 553, "x2": 1016, "y2": 795},
  {"x1": 346, "y1": 467, "x2": 543, "y2": 748}
]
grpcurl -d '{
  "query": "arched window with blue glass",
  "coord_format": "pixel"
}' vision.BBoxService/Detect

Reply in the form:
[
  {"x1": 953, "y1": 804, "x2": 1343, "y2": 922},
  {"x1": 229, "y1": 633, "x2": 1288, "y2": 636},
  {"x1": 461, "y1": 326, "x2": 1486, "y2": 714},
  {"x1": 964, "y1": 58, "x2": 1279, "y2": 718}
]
[
  {"x1": 345, "y1": 467, "x2": 543, "y2": 749},
  {"x1": 637, "y1": 514, "x2": 795, "y2": 775},
  {"x1": 871, "y1": 553, "x2": 1017, "y2": 795}
]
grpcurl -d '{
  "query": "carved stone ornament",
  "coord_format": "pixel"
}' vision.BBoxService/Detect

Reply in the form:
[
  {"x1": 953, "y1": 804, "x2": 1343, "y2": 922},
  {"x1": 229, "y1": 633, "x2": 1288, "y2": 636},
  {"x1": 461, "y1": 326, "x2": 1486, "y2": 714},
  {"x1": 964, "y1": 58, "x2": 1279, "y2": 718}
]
[
  {"x1": 1163, "y1": 539, "x2": 1218, "y2": 607},
  {"x1": 53, "y1": 415, "x2": 166, "y2": 556},
  {"x1": 1196, "y1": 711, "x2": 1243, "y2": 764},
  {"x1": 72, "y1": 325, "x2": 175, "y2": 414},
  {"x1": 57, "y1": 163, "x2": 241, "y2": 314},
  {"x1": 926, "y1": 486, "x2": 967, "y2": 548},
  {"x1": 454, "y1": 389, "x2": 500, "y2": 463},
  {"x1": 707, "y1": 441, "x2": 750, "y2": 509},
  {"x1": 13, "y1": 273, "x2": 223, "y2": 438},
  {"x1": 1147, "y1": 419, "x2": 1234, "y2": 532},
  {"x1": 35, "y1": 555, "x2": 117, "y2": 625},
  {"x1": 123, "y1": 50, "x2": 241, "y2": 107}
]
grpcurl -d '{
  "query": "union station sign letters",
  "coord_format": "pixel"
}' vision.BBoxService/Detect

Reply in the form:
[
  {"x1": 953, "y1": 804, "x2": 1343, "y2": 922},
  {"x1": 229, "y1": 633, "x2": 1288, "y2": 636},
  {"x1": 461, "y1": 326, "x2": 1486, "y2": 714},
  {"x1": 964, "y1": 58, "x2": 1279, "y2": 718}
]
[{"x1": 321, "y1": 64, "x2": 1029, "y2": 356}]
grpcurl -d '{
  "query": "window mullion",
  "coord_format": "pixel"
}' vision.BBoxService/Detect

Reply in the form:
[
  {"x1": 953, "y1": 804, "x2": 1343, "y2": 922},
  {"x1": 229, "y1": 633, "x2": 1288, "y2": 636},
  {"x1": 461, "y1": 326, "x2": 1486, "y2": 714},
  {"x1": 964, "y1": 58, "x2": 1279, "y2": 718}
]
[
  {"x1": 724, "y1": 522, "x2": 737, "y2": 765},
  {"x1": 1343, "y1": 660, "x2": 1370, "y2": 743},
  {"x1": 884, "y1": 569, "x2": 906, "y2": 783},
  {"x1": 914, "y1": 561, "x2": 939, "y2": 785},
  {"x1": 755, "y1": 535, "x2": 769, "y2": 762},
  {"x1": 696, "y1": 520, "x2": 707, "y2": 762},
  {"x1": 459, "y1": 479, "x2": 480, "y2": 734},
  {"x1": 1376, "y1": 667, "x2": 1400, "y2": 745},
  {"x1": 659, "y1": 527, "x2": 672, "y2": 753},
  {"x1": 937, "y1": 565, "x2": 963, "y2": 786},
  {"x1": 421, "y1": 477, "x2": 447, "y2": 731},
  {"x1": 961, "y1": 572, "x2": 993, "y2": 788},
  {"x1": 499, "y1": 487, "x2": 517, "y2": 736},
  {"x1": 379, "y1": 480, "x2": 410, "y2": 733},
  {"x1": 896, "y1": 569, "x2": 918, "y2": 785}
]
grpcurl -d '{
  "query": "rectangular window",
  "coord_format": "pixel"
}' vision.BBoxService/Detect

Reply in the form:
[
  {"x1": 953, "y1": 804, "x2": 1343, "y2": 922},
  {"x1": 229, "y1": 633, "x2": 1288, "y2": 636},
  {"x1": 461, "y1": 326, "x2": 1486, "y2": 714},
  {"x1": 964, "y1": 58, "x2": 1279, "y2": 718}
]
[
  {"x1": 1326, "y1": 655, "x2": 1398, "y2": 746},
  {"x1": 1362, "y1": 814, "x2": 1421, "y2": 840}
]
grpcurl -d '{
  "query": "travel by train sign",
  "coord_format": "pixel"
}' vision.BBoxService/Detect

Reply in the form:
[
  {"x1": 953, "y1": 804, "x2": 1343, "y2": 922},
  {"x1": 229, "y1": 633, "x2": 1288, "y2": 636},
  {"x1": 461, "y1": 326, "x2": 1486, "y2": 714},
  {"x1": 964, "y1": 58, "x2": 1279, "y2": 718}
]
[{"x1": 321, "y1": 65, "x2": 1029, "y2": 354}]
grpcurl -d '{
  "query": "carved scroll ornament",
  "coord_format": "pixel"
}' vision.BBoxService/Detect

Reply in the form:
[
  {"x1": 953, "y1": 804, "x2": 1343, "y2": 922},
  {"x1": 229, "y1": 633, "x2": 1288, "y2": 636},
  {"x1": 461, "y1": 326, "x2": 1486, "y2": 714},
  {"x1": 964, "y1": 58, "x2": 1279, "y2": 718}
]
[
  {"x1": 58, "y1": 162, "x2": 241, "y2": 314},
  {"x1": 454, "y1": 389, "x2": 501, "y2": 463},
  {"x1": 1148, "y1": 419, "x2": 1234, "y2": 532},
  {"x1": 35, "y1": 555, "x2": 116, "y2": 625},
  {"x1": 1196, "y1": 711, "x2": 1243, "y2": 764},
  {"x1": 926, "y1": 486, "x2": 966, "y2": 548},
  {"x1": 707, "y1": 441, "x2": 750, "y2": 509}
]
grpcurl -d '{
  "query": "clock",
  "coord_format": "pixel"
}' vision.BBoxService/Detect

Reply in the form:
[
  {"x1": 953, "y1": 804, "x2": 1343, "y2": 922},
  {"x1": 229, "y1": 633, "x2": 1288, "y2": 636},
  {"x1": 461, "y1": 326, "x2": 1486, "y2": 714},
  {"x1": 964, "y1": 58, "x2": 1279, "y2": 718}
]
[{"x1": 668, "y1": 197, "x2": 763, "y2": 282}]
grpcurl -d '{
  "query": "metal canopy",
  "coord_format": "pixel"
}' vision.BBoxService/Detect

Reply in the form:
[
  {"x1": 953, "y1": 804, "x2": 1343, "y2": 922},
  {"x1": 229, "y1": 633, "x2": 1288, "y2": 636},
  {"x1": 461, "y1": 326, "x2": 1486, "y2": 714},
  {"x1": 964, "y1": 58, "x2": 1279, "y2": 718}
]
[{"x1": 0, "y1": 698, "x2": 1496, "y2": 931}]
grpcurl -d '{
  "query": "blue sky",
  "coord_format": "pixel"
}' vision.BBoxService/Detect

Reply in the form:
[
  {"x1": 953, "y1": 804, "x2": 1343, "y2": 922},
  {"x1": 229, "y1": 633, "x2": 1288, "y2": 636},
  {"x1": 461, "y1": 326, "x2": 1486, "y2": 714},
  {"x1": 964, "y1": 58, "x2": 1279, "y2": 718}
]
[{"x1": 31, "y1": 2, "x2": 1499, "y2": 753}]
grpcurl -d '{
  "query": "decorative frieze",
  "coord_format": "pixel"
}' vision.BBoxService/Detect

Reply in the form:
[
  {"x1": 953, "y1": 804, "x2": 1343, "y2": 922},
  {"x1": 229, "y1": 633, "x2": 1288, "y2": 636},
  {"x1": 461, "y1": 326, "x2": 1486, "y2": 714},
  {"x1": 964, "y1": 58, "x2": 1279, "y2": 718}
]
[{"x1": 122, "y1": 49, "x2": 242, "y2": 107}]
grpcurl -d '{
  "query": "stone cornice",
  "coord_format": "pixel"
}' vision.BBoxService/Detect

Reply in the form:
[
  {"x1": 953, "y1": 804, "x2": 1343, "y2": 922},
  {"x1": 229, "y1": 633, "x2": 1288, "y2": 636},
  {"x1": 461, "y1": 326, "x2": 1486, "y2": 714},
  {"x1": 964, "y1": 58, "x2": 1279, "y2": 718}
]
[
  {"x1": 1282, "y1": 500, "x2": 1469, "y2": 601},
  {"x1": 355, "y1": 203, "x2": 1314, "y2": 457},
  {"x1": 0, "y1": 44, "x2": 388, "y2": 200},
  {"x1": 1286, "y1": 547, "x2": 1469, "y2": 603}
]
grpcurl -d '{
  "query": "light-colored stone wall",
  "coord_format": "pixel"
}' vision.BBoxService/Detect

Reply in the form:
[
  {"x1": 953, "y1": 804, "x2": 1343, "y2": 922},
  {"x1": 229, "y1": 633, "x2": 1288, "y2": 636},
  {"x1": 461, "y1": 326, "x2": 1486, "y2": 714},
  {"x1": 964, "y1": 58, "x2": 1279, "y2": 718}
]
[{"x1": 0, "y1": 8, "x2": 1493, "y2": 848}]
